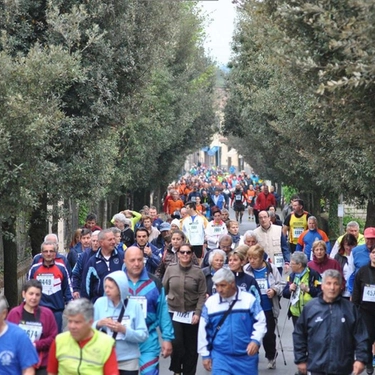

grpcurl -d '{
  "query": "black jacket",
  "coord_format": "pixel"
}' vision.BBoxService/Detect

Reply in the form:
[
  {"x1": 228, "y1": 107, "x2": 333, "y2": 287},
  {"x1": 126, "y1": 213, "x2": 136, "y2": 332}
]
[{"x1": 293, "y1": 294, "x2": 368, "y2": 374}]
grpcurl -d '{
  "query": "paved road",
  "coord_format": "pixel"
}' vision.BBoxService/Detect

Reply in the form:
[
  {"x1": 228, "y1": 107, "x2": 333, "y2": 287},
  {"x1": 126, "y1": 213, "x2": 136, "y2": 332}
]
[{"x1": 160, "y1": 210, "x2": 298, "y2": 374}]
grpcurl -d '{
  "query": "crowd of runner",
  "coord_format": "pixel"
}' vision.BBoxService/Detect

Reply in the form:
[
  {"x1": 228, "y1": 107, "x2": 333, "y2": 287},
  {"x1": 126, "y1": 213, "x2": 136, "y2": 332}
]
[{"x1": 1, "y1": 165, "x2": 375, "y2": 375}]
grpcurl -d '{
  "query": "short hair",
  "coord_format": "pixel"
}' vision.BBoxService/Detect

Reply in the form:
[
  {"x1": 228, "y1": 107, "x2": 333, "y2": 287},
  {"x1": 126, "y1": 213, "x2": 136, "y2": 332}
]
[
  {"x1": 113, "y1": 213, "x2": 127, "y2": 224},
  {"x1": 219, "y1": 234, "x2": 232, "y2": 244},
  {"x1": 0, "y1": 296, "x2": 9, "y2": 314},
  {"x1": 247, "y1": 244, "x2": 265, "y2": 260},
  {"x1": 22, "y1": 279, "x2": 42, "y2": 293},
  {"x1": 81, "y1": 228, "x2": 91, "y2": 237},
  {"x1": 226, "y1": 220, "x2": 238, "y2": 230},
  {"x1": 221, "y1": 208, "x2": 229, "y2": 215},
  {"x1": 228, "y1": 249, "x2": 246, "y2": 263},
  {"x1": 149, "y1": 206, "x2": 157, "y2": 211},
  {"x1": 86, "y1": 213, "x2": 97, "y2": 222},
  {"x1": 179, "y1": 243, "x2": 192, "y2": 251},
  {"x1": 308, "y1": 216, "x2": 317, "y2": 224},
  {"x1": 111, "y1": 227, "x2": 121, "y2": 235},
  {"x1": 294, "y1": 199, "x2": 304, "y2": 207},
  {"x1": 233, "y1": 244, "x2": 249, "y2": 260},
  {"x1": 92, "y1": 230, "x2": 101, "y2": 238},
  {"x1": 135, "y1": 227, "x2": 149, "y2": 237},
  {"x1": 185, "y1": 201, "x2": 196, "y2": 210},
  {"x1": 41, "y1": 241, "x2": 57, "y2": 252},
  {"x1": 312, "y1": 240, "x2": 326, "y2": 253},
  {"x1": 98, "y1": 228, "x2": 114, "y2": 241},
  {"x1": 322, "y1": 269, "x2": 342, "y2": 285},
  {"x1": 212, "y1": 267, "x2": 235, "y2": 284},
  {"x1": 243, "y1": 230, "x2": 257, "y2": 241},
  {"x1": 64, "y1": 298, "x2": 93, "y2": 322},
  {"x1": 142, "y1": 215, "x2": 152, "y2": 222},
  {"x1": 291, "y1": 251, "x2": 308, "y2": 267},
  {"x1": 346, "y1": 221, "x2": 359, "y2": 230},
  {"x1": 44, "y1": 233, "x2": 58, "y2": 243},
  {"x1": 208, "y1": 249, "x2": 227, "y2": 266}
]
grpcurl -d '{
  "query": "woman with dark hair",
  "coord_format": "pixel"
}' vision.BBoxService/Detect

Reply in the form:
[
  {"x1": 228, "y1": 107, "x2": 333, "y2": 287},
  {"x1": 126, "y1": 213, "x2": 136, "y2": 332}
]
[
  {"x1": 162, "y1": 243, "x2": 206, "y2": 375},
  {"x1": 7, "y1": 279, "x2": 58, "y2": 375},
  {"x1": 334, "y1": 233, "x2": 357, "y2": 298}
]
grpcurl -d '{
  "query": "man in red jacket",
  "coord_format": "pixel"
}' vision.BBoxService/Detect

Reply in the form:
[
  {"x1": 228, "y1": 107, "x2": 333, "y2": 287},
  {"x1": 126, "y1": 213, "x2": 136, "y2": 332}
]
[{"x1": 254, "y1": 185, "x2": 276, "y2": 224}]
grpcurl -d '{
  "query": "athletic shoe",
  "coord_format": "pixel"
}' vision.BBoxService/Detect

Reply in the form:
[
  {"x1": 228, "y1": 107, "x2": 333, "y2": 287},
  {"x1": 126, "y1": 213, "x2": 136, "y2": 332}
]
[{"x1": 267, "y1": 352, "x2": 278, "y2": 369}]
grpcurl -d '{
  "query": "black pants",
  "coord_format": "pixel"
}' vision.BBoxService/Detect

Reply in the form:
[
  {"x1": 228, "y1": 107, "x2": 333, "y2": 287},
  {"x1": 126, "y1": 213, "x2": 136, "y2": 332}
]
[
  {"x1": 191, "y1": 245, "x2": 203, "y2": 259},
  {"x1": 263, "y1": 310, "x2": 276, "y2": 360},
  {"x1": 360, "y1": 309, "x2": 375, "y2": 367},
  {"x1": 119, "y1": 371, "x2": 138, "y2": 375},
  {"x1": 169, "y1": 314, "x2": 199, "y2": 375}
]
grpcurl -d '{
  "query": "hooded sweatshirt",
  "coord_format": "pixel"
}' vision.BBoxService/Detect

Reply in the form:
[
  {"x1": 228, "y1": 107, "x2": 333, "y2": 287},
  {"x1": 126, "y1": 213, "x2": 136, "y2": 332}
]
[{"x1": 93, "y1": 270, "x2": 148, "y2": 362}]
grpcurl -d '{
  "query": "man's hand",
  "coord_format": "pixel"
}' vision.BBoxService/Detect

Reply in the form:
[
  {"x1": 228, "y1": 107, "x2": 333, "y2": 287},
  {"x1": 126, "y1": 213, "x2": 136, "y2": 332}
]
[
  {"x1": 73, "y1": 291, "x2": 80, "y2": 299},
  {"x1": 161, "y1": 341, "x2": 173, "y2": 358},
  {"x1": 266, "y1": 288, "x2": 276, "y2": 299},
  {"x1": 144, "y1": 246, "x2": 152, "y2": 257},
  {"x1": 246, "y1": 341, "x2": 259, "y2": 356},
  {"x1": 289, "y1": 283, "x2": 297, "y2": 292},
  {"x1": 202, "y1": 358, "x2": 212, "y2": 371},
  {"x1": 297, "y1": 362, "x2": 307, "y2": 374},
  {"x1": 352, "y1": 360, "x2": 365, "y2": 375}
]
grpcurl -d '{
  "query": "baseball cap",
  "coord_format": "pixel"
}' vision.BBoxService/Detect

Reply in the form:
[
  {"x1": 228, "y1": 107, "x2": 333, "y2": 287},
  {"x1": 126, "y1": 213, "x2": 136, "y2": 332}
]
[
  {"x1": 159, "y1": 222, "x2": 171, "y2": 232},
  {"x1": 364, "y1": 227, "x2": 375, "y2": 239}
]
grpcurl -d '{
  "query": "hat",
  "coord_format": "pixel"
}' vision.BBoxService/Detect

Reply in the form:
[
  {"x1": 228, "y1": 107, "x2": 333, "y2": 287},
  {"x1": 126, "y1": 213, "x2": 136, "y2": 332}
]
[
  {"x1": 364, "y1": 227, "x2": 375, "y2": 239},
  {"x1": 159, "y1": 222, "x2": 171, "y2": 232},
  {"x1": 170, "y1": 219, "x2": 180, "y2": 228}
]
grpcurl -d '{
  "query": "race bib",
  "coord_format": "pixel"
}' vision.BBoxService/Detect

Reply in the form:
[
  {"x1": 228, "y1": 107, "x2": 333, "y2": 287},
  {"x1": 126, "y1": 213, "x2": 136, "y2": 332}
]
[
  {"x1": 363, "y1": 285, "x2": 375, "y2": 302},
  {"x1": 190, "y1": 223, "x2": 199, "y2": 234},
  {"x1": 274, "y1": 254, "x2": 284, "y2": 268},
  {"x1": 129, "y1": 296, "x2": 147, "y2": 319},
  {"x1": 36, "y1": 274, "x2": 54, "y2": 295},
  {"x1": 256, "y1": 278, "x2": 268, "y2": 294},
  {"x1": 19, "y1": 322, "x2": 43, "y2": 343},
  {"x1": 172, "y1": 311, "x2": 194, "y2": 324},
  {"x1": 214, "y1": 227, "x2": 221, "y2": 233},
  {"x1": 290, "y1": 286, "x2": 301, "y2": 306},
  {"x1": 235, "y1": 194, "x2": 242, "y2": 200},
  {"x1": 109, "y1": 316, "x2": 131, "y2": 340},
  {"x1": 293, "y1": 227, "x2": 304, "y2": 239}
]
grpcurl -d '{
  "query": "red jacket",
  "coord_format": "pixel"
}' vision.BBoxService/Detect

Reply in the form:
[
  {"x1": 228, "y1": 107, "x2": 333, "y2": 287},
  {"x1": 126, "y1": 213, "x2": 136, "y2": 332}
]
[{"x1": 255, "y1": 192, "x2": 276, "y2": 211}]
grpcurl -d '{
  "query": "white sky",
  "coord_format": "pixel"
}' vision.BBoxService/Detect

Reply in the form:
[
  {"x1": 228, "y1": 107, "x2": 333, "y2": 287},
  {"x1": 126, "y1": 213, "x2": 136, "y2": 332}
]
[{"x1": 200, "y1": 0, "x2": 237, "y2": 65}]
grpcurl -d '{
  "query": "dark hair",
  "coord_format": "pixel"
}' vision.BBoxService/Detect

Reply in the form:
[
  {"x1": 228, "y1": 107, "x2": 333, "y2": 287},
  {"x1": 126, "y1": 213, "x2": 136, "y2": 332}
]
[
  {"x1": 81, "y1": 228, "x2": 91, "y2": 237},
  {"x1": 338, "y1": 233, "x2": 357, "y2": 254},
  {"x1": 135, "y1": 227, "x2": 149, "y2": 237},
  {"x1": 23, "y1": 279, "x2": 42, "y2": 293},
  {"x1": 86, "y1": 213, "x2": 97, "y2": 222},
  {"x1": 294, "y1": 198, "x2": 304, "y2": 207},
  {"x1": 171, "y1": 230, "x2": 185, "y2": 241},
  {"x1": 179, "y1": 243, "x2": 192, "y2": 252},
  {"x1": 185, "y1": 201, "x2": 196, "y2": 210}
]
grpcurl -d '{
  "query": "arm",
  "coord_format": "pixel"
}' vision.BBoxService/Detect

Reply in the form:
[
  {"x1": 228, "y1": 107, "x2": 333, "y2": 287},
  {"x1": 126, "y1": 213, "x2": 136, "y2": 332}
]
[
  {"x1": 157, "y1": 286, "x2": 175, "y2": 342},
  {"x1": 351, "y1": 268, "x2": 363, "y2": 306},
  {"x1": 47, "y1": 340, "x2": 58, "y2": 375},
  {"x1": 249, "y1": 298, "x2": 267, "y2": 345},
  {"x1": 35, "y1": 308, "x2": 58, "y2": 352},
  {"x1": 292, "y1": 308, "x2": 308, "y2": 365},
  {"x1": 281, "y1": 233, "x2": 290, "y2": 263},
  {"x1": 103, "y1": 347, "x2": 119, "y2": 375},
  {"x1": 195, "y1": 273, "x2": 208, "y2": 318},
  {"x1": 23, "y1": 368, "x2": 35, "y2": 375},
  {"x1": 72, "y1": 252, "x2": 86, "y2": 294},
  {"x1": 62, "y1": 267, "x2": 74, "y2": 304}
]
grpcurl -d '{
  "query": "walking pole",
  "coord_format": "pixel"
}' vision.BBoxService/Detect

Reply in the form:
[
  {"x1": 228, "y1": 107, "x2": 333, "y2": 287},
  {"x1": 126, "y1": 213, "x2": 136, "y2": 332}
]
[{"x1": 274, "y1": 318, "x2": 287, "y2": 365}]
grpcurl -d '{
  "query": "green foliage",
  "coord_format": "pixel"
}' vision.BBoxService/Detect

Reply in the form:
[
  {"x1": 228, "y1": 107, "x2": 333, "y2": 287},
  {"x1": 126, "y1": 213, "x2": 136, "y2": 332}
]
[
  {"x1": 282, "y1": 186, "x2": 299, "y2": 204},
  {"x1": 343, "y1": 215, "x2": 366, "y2": 233}
]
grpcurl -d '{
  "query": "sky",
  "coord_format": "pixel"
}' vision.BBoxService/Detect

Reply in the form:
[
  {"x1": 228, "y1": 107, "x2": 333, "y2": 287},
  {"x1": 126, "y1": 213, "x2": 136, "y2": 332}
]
[{"x1": 200, "y1": 1, "x2": 237, "y2": 65}]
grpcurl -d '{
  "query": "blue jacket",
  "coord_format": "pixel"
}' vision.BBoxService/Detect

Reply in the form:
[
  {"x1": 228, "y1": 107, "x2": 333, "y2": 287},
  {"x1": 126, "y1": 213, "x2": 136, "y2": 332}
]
[
  {"x1": 131, "y1": 242, "x2": 161, "y2": 274},
  {"x1": 348, "y1": 244, "x2": 370, "y2": 293},
  {"x1": 198, "y1": 287, "x2": 266, "y2": 358},
  {"x1": 32, "y1": 253, "x2": 72, "y2": 277},
  {"x1": 81, "y1": 247, "x2": 124, "y2": 302},
  {"x1": 93, "y1": 271, "x2": 148, "y2": 362},
  {"x1": 293, "y1": 294, "x2": 368, "y2": 374},
  {"x1": 67, "y1": 243, "x2": 87, "y2": 269},
  {"x1": 72, "y1": 248, "x2": 97, "y2": 292},
  {"x1": 210, "y1": 194, "x2": 225, "y2": 210},
  {"x1": 123, "y1": 267, "x2": 174, "y2": 355}
]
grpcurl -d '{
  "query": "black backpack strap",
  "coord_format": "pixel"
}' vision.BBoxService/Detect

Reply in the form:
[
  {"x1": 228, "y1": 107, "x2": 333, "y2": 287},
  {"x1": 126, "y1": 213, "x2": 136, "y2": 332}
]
[{"x1": 112, "y1": 298, "x2": 128, "y2": 340}]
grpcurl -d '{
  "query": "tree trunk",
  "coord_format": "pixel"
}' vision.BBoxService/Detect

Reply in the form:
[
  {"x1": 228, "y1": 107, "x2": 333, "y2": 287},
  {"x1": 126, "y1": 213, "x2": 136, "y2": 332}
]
[
  {"x1": 29, "y1": 193, "x2": 48, "y2": 257},
  {"x1": 365, "y1": 199, "x2": 375, "y2": 228},
  {"x1": 2, "y1": 218, "x2": 19, "y2": 308},
  {"x1": 327, "y1": 194, "x2": 340, "y2": 239}
]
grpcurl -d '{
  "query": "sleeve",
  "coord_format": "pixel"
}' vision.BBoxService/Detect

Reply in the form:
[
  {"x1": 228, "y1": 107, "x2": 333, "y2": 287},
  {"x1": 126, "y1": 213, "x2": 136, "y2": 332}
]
[
  {"x1": 353, "y1": 307, "x2": 370, "y2": 364},
  {"x1": 162, "y1": 268, "x2": 170, "y2": 295},
  {"x1": 292, "y1": 309, "x2": 308, "y2": 364},
  {"x1": 16, "y1": 329, "x2": 39, "y2": 370},
  {"x1": 197, "y1": 304, "x2": 211, "y2": 359},
  {"x1": 283, "y1": 213, "x2": 291, "y2": 227},
  {"x1": 296, "y1": 231, "x2": 306, "y2": 251},
  {"x1": 351, "y1": 268, "x2": 363, "y2": 306},
  {"x1": 35, "y1": 308, "x2": 58, "y2": 352},
  {"x1": 72, "y1": 252, "x2": 85, "y2": 292},
  {"x1": 270, "y1": 264, "x2": 286, "y2": 296},
  {"x1": 103, "y1": 347, "x2": 119, "y2": 375},
  {"x1": 281, "y1": 233, "x2": 290, "y2": 263},
  {"x1": 62, "y1": 266, "x2": 74, "y2": 303},
  {"x1": 47, "y1": 339, "x2": 58, "y2": 374},
  {"x1": 147, "y1": 246, "x2": 161, "y2": 269},
  {"x1": 157, "y1": 286, "x2": 175, "y2": 342},
  {"x1": 330, "y1": 240, "x2": 340, "y2": 258},
  {"x1": 282, "y1": 274, "x2": 294, "y2": 299},
  {"x1": 318, "y1": 230, "x2": 331, "y2": 254}
]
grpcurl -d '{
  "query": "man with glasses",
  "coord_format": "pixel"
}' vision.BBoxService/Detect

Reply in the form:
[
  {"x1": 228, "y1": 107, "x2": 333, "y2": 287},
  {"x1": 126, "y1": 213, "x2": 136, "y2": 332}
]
[{"x1": 28, "y1": 241, "x2": 73, "y2": 332}]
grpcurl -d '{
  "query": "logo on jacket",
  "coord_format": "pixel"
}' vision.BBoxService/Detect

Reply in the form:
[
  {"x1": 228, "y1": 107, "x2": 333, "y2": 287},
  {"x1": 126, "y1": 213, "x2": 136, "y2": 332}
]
[{"x1": 314, "y1": 316, "x2": 323, "y2": 322}]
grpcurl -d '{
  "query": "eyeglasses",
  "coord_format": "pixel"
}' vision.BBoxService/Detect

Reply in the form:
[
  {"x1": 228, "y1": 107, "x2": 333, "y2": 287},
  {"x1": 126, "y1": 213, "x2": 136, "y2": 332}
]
[{"x1": 179, "y1": 251, "x2": 192, "y2": 255}]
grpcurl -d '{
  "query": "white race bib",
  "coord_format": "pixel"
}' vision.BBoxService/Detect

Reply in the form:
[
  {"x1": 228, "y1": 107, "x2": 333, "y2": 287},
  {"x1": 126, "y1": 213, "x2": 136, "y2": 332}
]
[
  {"x1": 129, "y1": 296, "x2": 147, "y2": 319},
  {"x1": 293, "y1": 227, "x2": 304, "y2": 239},
  {"x1": 190, "y1": 224, "x2": 199, "y2": 234},
  {"x1": 36, "y1": 274, "x2": 54, "y2": 295},
  {"x1": 19, "y1": 322, "x2": 43, "y2": 343},
  {"x1": 363, "y1": 285, "x2": 375, "y2": 302},
  {"x1": 290, "y1": 286, "x2": 301, "y2": 306},
  {"x1": 256, "y1": 278, "x2": 268, "y2": 294},
  {"x1": 172, "y1": 311, "x2": 194, "y2": 324},
  {"x1": 274, "y1": 254, "x2": 284, "y2": 268}
]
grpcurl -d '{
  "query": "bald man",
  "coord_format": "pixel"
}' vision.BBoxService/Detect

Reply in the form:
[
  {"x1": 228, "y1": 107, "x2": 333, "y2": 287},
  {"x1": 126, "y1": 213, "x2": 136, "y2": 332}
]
[{"x1": 123, "y1": 247, "x2": 174, "y2": 375}]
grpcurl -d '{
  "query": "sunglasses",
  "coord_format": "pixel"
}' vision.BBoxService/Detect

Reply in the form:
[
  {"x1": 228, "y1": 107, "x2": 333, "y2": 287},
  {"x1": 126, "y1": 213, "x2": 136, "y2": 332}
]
[{"x1": 179, "y1": 251, "x2": 192, "y2": 255}]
